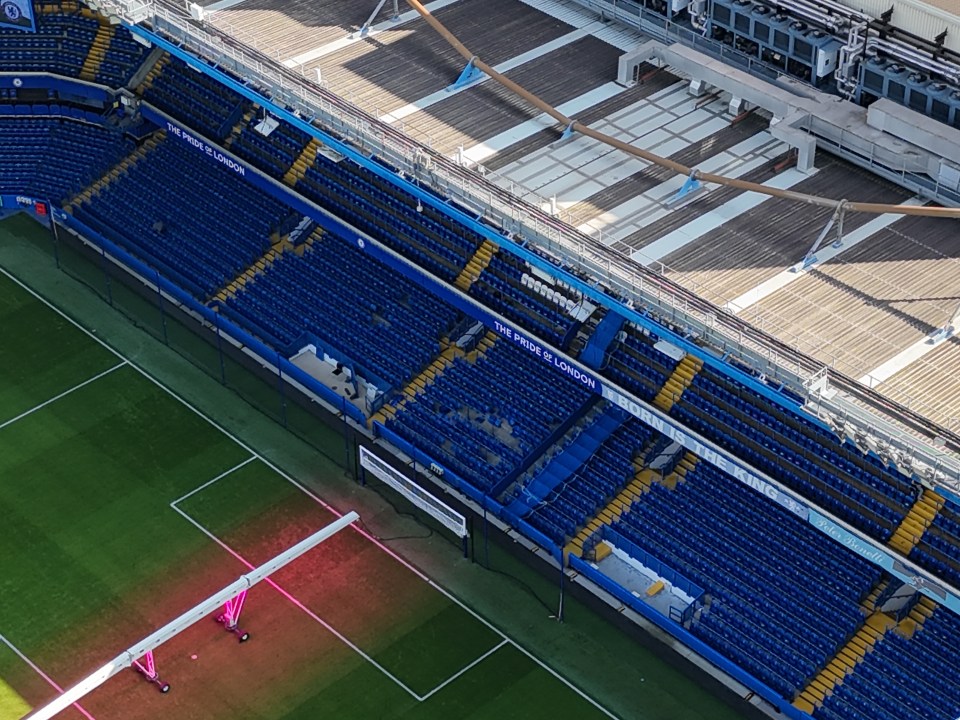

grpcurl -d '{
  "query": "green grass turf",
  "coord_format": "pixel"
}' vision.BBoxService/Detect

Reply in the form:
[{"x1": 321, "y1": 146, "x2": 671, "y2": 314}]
[
  {"x1": 0, "y1": 275, "x2": 117, "y2": 423},
  {"x1": 0, "y1": 270, "x2": 611, "y2": 719}
]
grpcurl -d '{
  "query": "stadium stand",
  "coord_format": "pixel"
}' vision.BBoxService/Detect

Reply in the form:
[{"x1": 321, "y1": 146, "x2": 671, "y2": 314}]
[
  {"x1": 88, "y1": 22, "x2": 149, "y2": 87},
  {"x1": 383, "y1": 333, "x2": 595, "y2": 493},
  {"x1": 222, "y1": 230, "x2": 462, "y2": 388},
  {"x1": 669, "y1": 367, "x2": 914, "y2": 541},
  {"x1": 69, "y1": 134, "x2": 296, "y2": 298},
  {"x1": 7, "y1": 16, "x2": 960, "y2": 718},
  {"x1": 0, "y1": 113, "x2": 133, "y2": 203},
  {"x1": 616, "y1": 461, "x2": 882, "y2": 700}
]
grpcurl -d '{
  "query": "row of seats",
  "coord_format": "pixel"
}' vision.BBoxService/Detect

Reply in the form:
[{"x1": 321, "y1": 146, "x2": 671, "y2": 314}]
[
  {"x1": 521, "y1": 419, "x2": 654, "y2": 545},
  {"x1": 386, "y1": 338, "x2": 593, "y2": 493},
  {"x1": 0, "y1": 11, "x2": 97, "y2": 77},
  {"x1": 603, "y1": 324, "x2": 679, "y2": 401},
  {"x1": 613, "y1": 461, "x2": 880, "y2": 700},
  {"x1": 231, "y1": 117, "x2": 312, "y2": 180},
  {"x1": 225, "y1": 233, "x2": 460, "y2": 388},
  {"x1": 470, "y1": 253, "x2": 581, "y2": 348},
  {"x1": 815, "y1": 606, "x2": 960, "y2": 720},
  {"x1": 0, "y1": 116, "x2": 131, "y2": 202},
  {"x1": 142, "y1": 55, "x2": 250, "y2": 141},
  {"x1": 295, "y1": 160, "x2": 476, "y2": 283},
  {"x1": 73, "y1": 135, "x2": 293, "y2": 298},
  {"x1": 93, "y1": 26, "x2": 149, "y2": 87}
]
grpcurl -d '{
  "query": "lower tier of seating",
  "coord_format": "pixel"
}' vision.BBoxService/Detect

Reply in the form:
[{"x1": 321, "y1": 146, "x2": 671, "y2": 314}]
[
  {"x1": 0, "y1": 115, "x2": 132, "y2": 203},
  {"x1": 814, "y1": 605, "x2": 960, "y2": 720},
  {"x1": 385, "y1": 335, "x2": 594, "y2": 494},
  {"x1": 72, "y1": 134, "x2": 294, "y2": 298},
  {"x1": 224, "y1": 232, "x2": 460, "y2": 389},
  {"x1": 613, "y1": 461, "x2": 881, "y2": 701}
]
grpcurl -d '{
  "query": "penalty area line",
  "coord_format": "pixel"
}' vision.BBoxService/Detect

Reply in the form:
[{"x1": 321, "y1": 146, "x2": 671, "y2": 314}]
[
  {"x1": 0, "y1": 631, "x2": 98, "y2": 720},
  {"x1": 169, "y1": 456, "x2": 258, "y2": 507},
  {"x1": 2, "y1": 268, "x2": 619, "y2": 719},
  {"x1": 418, "y1": 639, "x2": 508, "y2": 702},
  {"x1": 0, "y1": 361, "x2": 127, "y2": 432},
  {"x1": 168, "y1": 502, "x2": 424, "y2": 702}
]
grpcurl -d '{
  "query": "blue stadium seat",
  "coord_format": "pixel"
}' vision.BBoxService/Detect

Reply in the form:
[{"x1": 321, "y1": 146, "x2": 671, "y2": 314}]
[
  {"x1": 386, "y1": 337, "x2": 594, "y2": 493},
  {"x1": 73, "y1": 135, "x2": 294, "y2": 298},
  {"x1": 224, "y1": 231, "x2": 460, "y2": 388},
  {"x1": 0, "y1": 116, "x2": 133, "y2": 202}
]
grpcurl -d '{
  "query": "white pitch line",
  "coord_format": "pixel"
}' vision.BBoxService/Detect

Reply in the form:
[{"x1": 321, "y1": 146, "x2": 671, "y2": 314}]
[
  {"x1": 0, "y1": 266, "x2": 619, "y2": 720},
  {"x1": 419, "y1": 639, "x2": 509, "y2": 701},
  {"x1": 169, "y1": 456, "x2": 258, "y2": 507},
  {"x1": 169, "y1": 503, "x2": 423, "y2": 701},
  {"x1": 0, "y1": 360, "x2": 127, "y2": 431},
  {"x1": 0, "y1": 631, "x2": 98, "y2": 720}
]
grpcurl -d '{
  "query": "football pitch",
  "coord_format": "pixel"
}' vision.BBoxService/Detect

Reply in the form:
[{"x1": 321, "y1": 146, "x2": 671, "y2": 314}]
[{"x1": 0, "y1": 267, "x2": 615, "y2": 720}]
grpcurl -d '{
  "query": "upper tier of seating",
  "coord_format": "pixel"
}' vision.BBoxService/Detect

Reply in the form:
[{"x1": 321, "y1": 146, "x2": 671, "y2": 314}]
[
  {"x1": 614, "y1": 461, "x2": 881, "y2": 700},
  {"x1": 814, "y1": 606, "x2": 960, "y2": 720},
  {"x1": 294, "y1": 155, "x2": 479, "y2": 284},
  {"x1": 603, "y1": 323, "x2": 680, "y2": 402},
  {"x1": 522, "y1": 418, "x2": 654, "y2": 545},
  {"x1": 224, "y1": 232, "x2": 461, "y2": 388},
  {"x1": 909, "y1": 499, "x2": 960, "y2": 590},
  {"x1": 92, "y1": 25, "x2": 149, "y2": 87},
  {"x1": 0, "y1": 114, "x2": 132, "y2": 202},
  {"x1": 385, "y1": 336, "x2": 594, "y2": 493},
  {"x1": 71, "y1": 134, "x2": 294, "y2": 298},
  {"x1": 0, "y1": 10, "x2": 97, "y2": 77},
  {"x1": 231, "y1": 116, "x2": 312, "y2": 180},
  {"x1": 469, "y1": 253, "x2": 582, "y2": 349},
  {"x1": 142, "y1": 56, "x2": 250, "y2": 141},
  {"x1": 671, "y1": 367, "x2": 915, "y2": 542}
]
